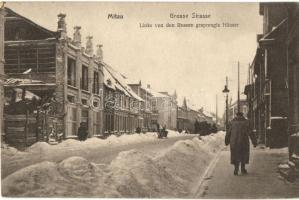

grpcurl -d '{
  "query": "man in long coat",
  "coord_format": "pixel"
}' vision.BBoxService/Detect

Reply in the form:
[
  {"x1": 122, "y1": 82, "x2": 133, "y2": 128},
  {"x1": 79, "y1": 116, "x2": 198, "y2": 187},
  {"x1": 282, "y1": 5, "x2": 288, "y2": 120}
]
[
  {"x1": 225, "y1": 112, "x2": 257, "y2": 175},
  {"x1": 78, "y1": 122, "x2": 88, "y2": 141}
]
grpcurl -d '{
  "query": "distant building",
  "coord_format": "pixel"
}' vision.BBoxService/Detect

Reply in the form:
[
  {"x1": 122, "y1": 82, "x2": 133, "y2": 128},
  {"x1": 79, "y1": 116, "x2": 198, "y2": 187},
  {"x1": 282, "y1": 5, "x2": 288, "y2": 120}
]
[
  {"x1": 103, "y1": 65, "x2": 143, "y2": 135},
  {"x1": 150, "y1": 90, "x2": 177, "y2": 130},
  {"x1": 128, "y1": 81, "x2": 154, "y2": 132},
  {"x1": 228, "y1": 99, "x2": 248, "y2": 121},
  {"x1": 177, "y1": 97, "x2": 216, "y2": 133},
  {"x1": 177, "y1": 97, "x2": 189, "y2": 131}
]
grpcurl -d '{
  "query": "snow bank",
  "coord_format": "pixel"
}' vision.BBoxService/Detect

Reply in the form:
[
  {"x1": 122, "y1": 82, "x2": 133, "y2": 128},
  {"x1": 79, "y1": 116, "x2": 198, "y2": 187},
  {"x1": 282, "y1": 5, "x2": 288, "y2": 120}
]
[
  {"x1": 1, "y1": 144, "x2": 28, "y2": 162},
  {"x1": 1, "y1": 145, "x2": 21, "y2": 157},
  {"x1": 26, "y1": 142, "x2": 52, "y2": 154},
  {"x1": 155, "y1": 134, "x2": 224, "y2": 186},
  {"x1": 106, "y1": 149, "x2": 187, "y2": 198},
  {"x1": 2, "y1": 157, "x2": 119, "y2": 197},
  {"x1": 2, "y1": 130, "x2": 187, "y2": 163},
  {"x1": 2, "y1": 132, "x2": 225, "y2": 198}
]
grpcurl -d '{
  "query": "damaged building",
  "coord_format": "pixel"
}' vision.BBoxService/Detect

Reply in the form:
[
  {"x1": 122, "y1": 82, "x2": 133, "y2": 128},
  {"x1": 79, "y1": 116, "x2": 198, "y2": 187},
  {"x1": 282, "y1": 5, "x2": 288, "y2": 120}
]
[{"x1": 2, "y1": 7, "x2": 104, "y2": 148}]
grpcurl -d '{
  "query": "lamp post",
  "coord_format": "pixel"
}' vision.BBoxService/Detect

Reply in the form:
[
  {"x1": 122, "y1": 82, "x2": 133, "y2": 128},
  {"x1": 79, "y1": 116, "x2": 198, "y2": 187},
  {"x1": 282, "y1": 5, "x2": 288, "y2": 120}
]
[{"x1": 222, "y1": 76, "x2": 230, "y2": 132}]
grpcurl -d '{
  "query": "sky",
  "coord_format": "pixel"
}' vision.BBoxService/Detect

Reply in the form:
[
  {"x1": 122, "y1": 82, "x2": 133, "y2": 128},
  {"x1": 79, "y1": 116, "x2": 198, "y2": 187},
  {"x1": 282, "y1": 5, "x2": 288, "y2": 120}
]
[{"x1": 6, "y1": 2, "x2": 263, "y2": 116}]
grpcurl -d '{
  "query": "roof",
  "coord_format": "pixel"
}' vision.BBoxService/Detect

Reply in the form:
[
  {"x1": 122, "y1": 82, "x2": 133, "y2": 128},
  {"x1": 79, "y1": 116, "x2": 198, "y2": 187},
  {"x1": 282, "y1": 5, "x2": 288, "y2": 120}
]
[
  {"x1": 103, "y1": 67, "x2": 116, "y2": 90},
  {"x1": 5, "y1": 78, "x2": 43, "y2": 85},
  {"x1": 202, "y1": 110, "x2": 213, "y2": 118},
  {"x1": 259, "y1": 18, "x2": 287, "y2": 44},
  {"x1": 103, "y1": 64, "x2": 144, "y2": 102},
  {"x1": 177, "y1": 96, "x2": 200, "y2": 111},
  {"x1": 146, "y1": 88, "x2": 168, "y2": 98},
  {"x1": 4, "y1": 78, "x2": 55, "y2": 87},
  {"x1": 4, "y1": 7, "x2": 57, "y2": 38}
]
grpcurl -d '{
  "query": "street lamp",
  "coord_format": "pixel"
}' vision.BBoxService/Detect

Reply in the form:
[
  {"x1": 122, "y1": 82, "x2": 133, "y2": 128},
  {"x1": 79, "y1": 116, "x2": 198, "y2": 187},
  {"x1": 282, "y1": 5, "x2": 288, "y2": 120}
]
[{"x1": 222, "y1": 77, "x2": 230, "y2": 132}]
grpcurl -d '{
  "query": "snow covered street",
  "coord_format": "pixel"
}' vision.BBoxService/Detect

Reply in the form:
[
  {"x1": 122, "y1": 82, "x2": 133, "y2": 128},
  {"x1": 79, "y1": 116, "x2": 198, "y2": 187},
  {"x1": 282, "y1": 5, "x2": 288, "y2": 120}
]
[
  {"x1": 2, "y1": 130, "x2": 192, "y2": 178},
  {"x1": 2, "y1": 131, "x2": 225, "y2": 197}
]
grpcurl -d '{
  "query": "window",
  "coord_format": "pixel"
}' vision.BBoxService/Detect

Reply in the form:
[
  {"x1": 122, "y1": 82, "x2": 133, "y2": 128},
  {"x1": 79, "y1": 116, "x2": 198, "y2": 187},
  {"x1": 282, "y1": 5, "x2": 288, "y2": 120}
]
[
  {"x1": 105, "y1": 113, "x2": 113, "y2": 132},
  {"x1": 67, "y1": 58, "x2": 76, "y2": 86},
  {"x1": 120, "y1": 95, "x2": 124, "y2": 108},
  {"x1": 67, "y1": 95, "x2": 75, "y2": 103},
  {"x1": 93, "y1": 112, "x2": 101, "y2": 135},
  {"x1": 82, "y1": 99, "x2": 88, "y2": 106},
  {"x1": 66, "y1": 106, "x2": 77, "y2": 136},
  {"x1": 81, "y1": 65, "x2": 89, "y2": 91},
  {"x1": 93, "y1": 71, "x2": 99, "y2": 94},
  {"x1": 81, "y1": 109, "x2": 89, "y2": 129}
]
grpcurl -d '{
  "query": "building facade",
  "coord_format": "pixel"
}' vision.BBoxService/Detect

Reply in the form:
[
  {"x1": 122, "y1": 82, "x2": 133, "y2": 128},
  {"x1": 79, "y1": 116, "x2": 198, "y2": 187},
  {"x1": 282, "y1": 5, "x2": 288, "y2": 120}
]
[
  {"x1": 177, "y1": 97, "x2": 189, "y2": 131},
  {"x1": 286, "y1": 4, "x2": 299, "y2": 157},
  {"x1": 103, "y1": 65, "x2": 143, "y2": 135},
  {"x1": 0, "y1": 7, "x2": 5, "y2": 139},
  {"x1": 228, "y1": 99, "x2": 248, "y2": 121},
  {"x1": 3, "y1": 8, "x2": 104, "y2": 147},
  {"x1": 128, "y1": 82, "x2": 154, "y2": 131},
  {"x1": 154, "y1": 91, "x2": 177, "y2": 130},
  {"x1": 245, "y1": 3, "x2": 299, "y2": 148}
]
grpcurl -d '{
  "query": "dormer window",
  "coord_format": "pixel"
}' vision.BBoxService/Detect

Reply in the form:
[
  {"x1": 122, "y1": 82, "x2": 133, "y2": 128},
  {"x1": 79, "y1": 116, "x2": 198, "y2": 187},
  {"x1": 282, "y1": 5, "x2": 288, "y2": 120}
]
[{"x1": 107, "y1": 79, "x2": 112, "y2": 86}]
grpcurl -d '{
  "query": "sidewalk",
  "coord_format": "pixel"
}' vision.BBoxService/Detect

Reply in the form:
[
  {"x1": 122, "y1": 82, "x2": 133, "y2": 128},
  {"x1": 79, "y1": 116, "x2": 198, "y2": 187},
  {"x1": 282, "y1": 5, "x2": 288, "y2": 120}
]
[{"x1": 200, "y1": 147, "x2": 299, "y2": 198}]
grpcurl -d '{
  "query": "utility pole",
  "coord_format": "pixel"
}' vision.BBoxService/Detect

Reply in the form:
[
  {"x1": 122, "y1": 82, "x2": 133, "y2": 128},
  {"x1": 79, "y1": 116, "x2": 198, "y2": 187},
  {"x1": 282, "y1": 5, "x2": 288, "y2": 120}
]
[
  {"x1": 226, "y1": 77, "x2": 229, "y2": 126},
  {"x1": 223, "y1": 76, "x2": 230, "y2": 131},
  {"x1": 237, "y1": 61, "x2": 240, "y2": 113},
  {"x1": 216, "y1": 94, "x2": 218, "y2": 126}
]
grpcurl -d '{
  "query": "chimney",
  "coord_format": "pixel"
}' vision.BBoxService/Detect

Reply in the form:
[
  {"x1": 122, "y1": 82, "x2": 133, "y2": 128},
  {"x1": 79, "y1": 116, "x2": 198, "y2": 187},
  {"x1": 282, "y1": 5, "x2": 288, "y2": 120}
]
[
  {"x1": 73, "y1": 26, "x2": 81, "y2": 47},
  {"x1": 85, "y1": 36, "x2": 93, "y2": 55},
  {"x1": 57, "y1": 13, "x2": 67, "y2": 39},
  {"x1": 96, "y1": 44, "x2": 103, "y2": 61}
]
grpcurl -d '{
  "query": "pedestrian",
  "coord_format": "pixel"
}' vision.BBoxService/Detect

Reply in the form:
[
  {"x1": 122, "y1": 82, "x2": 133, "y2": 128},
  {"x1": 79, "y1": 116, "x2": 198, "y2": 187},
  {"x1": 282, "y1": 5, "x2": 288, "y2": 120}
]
[
  {"x1": 225, "y1": 112, "x2": 257, "y2": 175},
  {"x1": 156, "y1": 123, "x2": 162, "y2": 139},
  {"x1": 78, "y1": 122, "x2": 88, "y2": 141},
  {"x1": 162, "y1": 125, "x2": 168, "y2": 138}
]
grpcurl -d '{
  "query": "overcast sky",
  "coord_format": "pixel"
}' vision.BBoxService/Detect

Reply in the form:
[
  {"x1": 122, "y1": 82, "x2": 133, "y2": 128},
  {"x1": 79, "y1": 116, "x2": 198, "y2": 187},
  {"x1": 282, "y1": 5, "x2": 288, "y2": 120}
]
[{"x1": 7, "y1": 2, "x2": 263, "y2": 116}]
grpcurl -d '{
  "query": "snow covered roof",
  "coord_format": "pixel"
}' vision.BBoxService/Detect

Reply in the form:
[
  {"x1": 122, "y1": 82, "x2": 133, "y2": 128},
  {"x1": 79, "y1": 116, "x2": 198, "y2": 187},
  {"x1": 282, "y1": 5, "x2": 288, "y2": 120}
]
[
  {"x1": 103, "y1": 64, "x2": 144, "y2": 102},
  {"x1": 5, "y1": 78, "x2": 43, "y2": 85},
  {"x1": 177, "y1": 96, "x2": 200, "y2": 111},
  {"x1": 188, "y1": 103, "x2": 199, "y2": 112},
  {"x1": 126, "y1": 78, "x2": 140, "y2": 86},
  {"x1": 103, "y1": 67, "x2": 116, "y2": 90},
  {"x1": 202, "y1": 110, "x2": 213, "y2": 118},
  {"x1": 4, "y1": 78, "x2": 56, "y2": 87},
  {"x1": 147, "y1": 88, "x2": 168, "y2": 98}
]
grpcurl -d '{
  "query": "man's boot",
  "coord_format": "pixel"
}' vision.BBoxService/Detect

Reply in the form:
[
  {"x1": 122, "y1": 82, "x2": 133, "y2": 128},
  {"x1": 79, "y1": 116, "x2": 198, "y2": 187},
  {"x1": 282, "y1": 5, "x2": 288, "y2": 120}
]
[
  {"x1": 234, "y1": 163, "x2": 239, "y2": 175},
  {"x1": 241, "y1": 163, "x2": 247, "y2": 174}
]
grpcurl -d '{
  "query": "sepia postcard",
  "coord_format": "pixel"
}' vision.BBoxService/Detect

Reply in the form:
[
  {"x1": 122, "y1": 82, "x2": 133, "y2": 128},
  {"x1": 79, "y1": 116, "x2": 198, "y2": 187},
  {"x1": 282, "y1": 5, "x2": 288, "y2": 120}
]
[{"x1": 1, "y1": 1, "x2": 299, "y2": 198}]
